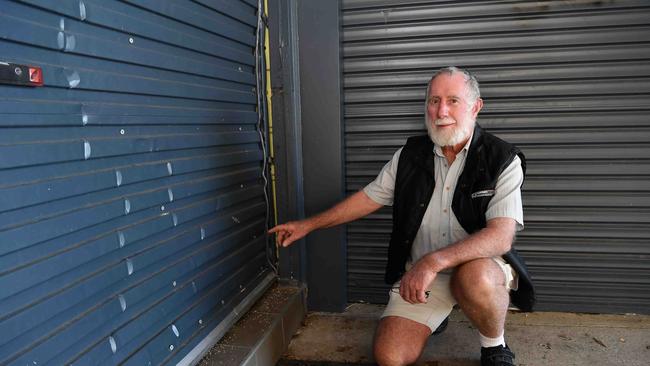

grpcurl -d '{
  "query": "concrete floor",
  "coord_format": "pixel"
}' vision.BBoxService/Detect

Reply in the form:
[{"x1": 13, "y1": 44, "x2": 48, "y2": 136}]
[{"x1": 279, "y1": 304, "x2": 650, "y2": 366}]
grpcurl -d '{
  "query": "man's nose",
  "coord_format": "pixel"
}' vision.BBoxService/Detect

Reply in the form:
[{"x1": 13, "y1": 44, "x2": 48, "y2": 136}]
[{"x1": 437, "y1": 102, "x2": 449, "y2": 118}]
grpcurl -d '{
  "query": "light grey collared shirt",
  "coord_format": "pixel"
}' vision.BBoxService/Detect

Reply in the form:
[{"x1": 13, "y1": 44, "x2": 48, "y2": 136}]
[{"x1": 363, "y1": 136, "x2": 524, "y2": 264}]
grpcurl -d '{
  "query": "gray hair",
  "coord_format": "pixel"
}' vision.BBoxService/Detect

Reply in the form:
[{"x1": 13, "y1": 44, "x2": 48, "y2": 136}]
[{"x1": 425, "y1": 66, "x2": 481, "y2": 103}]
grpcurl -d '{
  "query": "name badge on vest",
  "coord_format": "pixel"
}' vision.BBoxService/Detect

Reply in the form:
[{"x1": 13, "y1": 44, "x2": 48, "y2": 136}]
[{"x1": 471, "y1": 190, "x2": 496, "y2": 199}]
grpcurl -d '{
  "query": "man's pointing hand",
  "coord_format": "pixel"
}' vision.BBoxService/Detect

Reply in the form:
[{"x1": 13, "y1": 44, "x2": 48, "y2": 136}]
[{"x1": 268, "y1": 220, "x2": 312, "y2": 247}]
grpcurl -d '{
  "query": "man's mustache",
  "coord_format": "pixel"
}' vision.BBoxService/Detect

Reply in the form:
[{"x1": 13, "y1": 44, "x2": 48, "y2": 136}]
[{"x1": 434, "y1": 118, "x2": 456, "y2": 126}]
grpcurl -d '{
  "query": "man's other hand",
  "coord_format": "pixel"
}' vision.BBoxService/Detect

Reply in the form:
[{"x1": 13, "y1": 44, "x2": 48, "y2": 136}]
[
  {"x1": 399, "y1": 257, "x2": 439, "y2": 304},
  {"x1": 268, "y1": 220, "x2": 312, "y2": 247}
]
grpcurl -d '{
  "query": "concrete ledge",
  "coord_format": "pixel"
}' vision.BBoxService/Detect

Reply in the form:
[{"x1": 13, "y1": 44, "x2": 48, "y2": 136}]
[
  {"x1": 179, "y1": 273, "x2": 277, "y2": 366},
  {"x1": 198, "y1": 281, "x2": 306, "y2": 366}
]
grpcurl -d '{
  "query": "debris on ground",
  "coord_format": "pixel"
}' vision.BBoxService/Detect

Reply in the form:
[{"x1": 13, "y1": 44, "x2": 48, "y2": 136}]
[{"x1": 592, "y1": 337, "x2": 607, "y2": 348}]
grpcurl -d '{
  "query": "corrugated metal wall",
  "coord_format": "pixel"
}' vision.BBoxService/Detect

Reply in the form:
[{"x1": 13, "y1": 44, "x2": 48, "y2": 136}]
[
  {"x1": 342, "y1": 0, "x2": 650, "y2": 314},
  {"x1": 0, "y1": 0, "x2": 273, "y2": 364}
]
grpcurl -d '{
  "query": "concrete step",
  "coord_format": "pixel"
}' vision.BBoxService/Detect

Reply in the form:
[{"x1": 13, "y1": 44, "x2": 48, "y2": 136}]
[{"x1": 198, "y1": 281, "x2": 306, "y2": 366}]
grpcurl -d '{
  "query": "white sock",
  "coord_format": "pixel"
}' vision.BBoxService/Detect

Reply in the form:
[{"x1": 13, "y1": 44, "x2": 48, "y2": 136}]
[{"x1": 479, "y1": 331, "x2": 506, "y2": 348}]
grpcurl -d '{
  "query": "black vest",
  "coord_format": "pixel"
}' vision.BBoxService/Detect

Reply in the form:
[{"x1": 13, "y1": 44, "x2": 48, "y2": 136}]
[{"x1": 385, "y1": 124, "x2": 536, "y2": 312}]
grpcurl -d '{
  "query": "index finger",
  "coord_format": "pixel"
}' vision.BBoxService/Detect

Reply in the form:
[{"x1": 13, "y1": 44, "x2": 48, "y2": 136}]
[{"x1": 268, "y1": 224, "x2": 287, "y2": 234}]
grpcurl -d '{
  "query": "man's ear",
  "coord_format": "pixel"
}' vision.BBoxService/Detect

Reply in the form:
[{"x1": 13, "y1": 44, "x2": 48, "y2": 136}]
[{"x1": 471, "y1": 98, "x2": 484, "y2": 118}]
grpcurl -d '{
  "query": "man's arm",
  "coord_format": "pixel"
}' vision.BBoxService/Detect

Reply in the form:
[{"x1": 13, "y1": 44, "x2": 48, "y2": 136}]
[
  {"x1": 270, "y1": 147, "x2": 402, "y2": 248},
  {"x1": 423, "y1": 217, "x2": 516, "y2": 271},
  {"x1": 268, "y1": 190, "x2": 383, "y2": 247},
  {"x1": 400, "y1": 218, "x2": 516, "y2": 303}
]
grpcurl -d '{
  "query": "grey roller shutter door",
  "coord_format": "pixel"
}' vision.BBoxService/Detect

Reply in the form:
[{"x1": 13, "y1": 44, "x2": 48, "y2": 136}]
[
  {"x1": 342, "y1": 0, "x2": 650, "y2": 314},
  {"x1": 0, "y1": 0, "x2": 272, "y2": 364}
]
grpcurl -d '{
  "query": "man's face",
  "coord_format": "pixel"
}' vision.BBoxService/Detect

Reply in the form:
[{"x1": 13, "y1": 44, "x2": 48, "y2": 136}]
[{"x1": 425, "y1": 72, "x2": 483, "y2": 147}]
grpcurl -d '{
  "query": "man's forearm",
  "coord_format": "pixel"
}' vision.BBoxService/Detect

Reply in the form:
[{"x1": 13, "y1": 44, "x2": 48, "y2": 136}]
[
  {"x1": 269, "y1": 190, "x2": 383, "y2": 247},
  {"x1": 423, "y1": 218, "x2": 516, "y2": 272},
  {"x1": 304, "y1": 190, "x2": 383, "y2": 231}
]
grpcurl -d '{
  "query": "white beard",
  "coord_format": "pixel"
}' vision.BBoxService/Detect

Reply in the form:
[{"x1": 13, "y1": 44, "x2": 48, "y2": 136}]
[{"x1": 425, "y1": 116, "x2": 471, "y2": 147}]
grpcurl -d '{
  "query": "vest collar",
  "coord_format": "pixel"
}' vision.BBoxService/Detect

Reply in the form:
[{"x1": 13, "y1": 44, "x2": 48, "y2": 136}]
[
  {"x1": 460, "y1": 124, "x2": 485, "y2": 186},
  {"x1": 410, "y1": 135, "x2": 435, "y2": 176}
]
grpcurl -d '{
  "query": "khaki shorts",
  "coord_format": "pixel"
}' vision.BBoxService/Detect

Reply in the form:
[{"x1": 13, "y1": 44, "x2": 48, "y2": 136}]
[{"x1": 381, "y1": 257, "x2": 518, "y2": 333}]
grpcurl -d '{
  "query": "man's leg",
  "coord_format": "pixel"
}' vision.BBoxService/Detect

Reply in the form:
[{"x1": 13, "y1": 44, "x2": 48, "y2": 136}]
[
  {"x1": 373, "y1": 316, "x2": 431, "y2": 366},
  {"x1": 451, "y1": 258, "x2": 517, "y2": 366},
  {"x1": 450, "y1": 258, "x2": 510, "y2": 338},
  {"x1": 375, "y1": 274, "x2": 456, "y2": 366}
]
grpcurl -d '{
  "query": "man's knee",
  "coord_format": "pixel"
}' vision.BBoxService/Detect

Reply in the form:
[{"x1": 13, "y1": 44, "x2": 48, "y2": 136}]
[
  {"x1": 373, "y1": 344, "x2": 418, "y2": 366},
  {"x1": 451, "y1": 258, "x2": 505, "y2": 301},
  {"x1": 373, "y1": 317, "x2": 429, "y2": 366}
]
